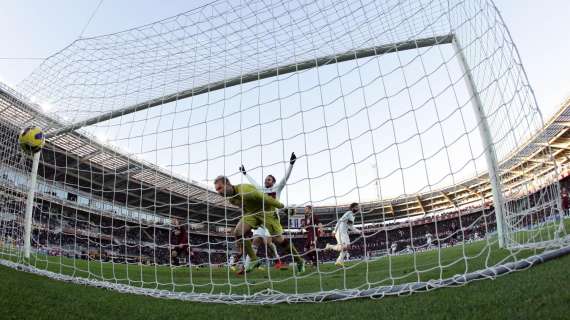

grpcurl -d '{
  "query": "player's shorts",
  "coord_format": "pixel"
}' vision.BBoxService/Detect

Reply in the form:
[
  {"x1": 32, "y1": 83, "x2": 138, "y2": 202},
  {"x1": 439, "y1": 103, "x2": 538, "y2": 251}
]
[
  {"x1": 335, "y1": 231, "x2": 350, "y2": 246},
  {"x1": 172, "y1": 244, "x2": 189, "y2": 256},
  {"x1": 242, "y1": 212, "x2": 283, "y2": 236},
  {"x1": 305, "y1": 236, "x2": 317, "y2": 249},
  {"x1": 252, "y1": 226, "x2": 271, "y2": 238}
]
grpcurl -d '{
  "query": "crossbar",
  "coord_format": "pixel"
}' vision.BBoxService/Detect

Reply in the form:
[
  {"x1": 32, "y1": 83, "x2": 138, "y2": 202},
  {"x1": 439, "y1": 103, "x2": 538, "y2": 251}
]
[{"x1": 47, "y1": 34, "x2": 454, "y2": 138}]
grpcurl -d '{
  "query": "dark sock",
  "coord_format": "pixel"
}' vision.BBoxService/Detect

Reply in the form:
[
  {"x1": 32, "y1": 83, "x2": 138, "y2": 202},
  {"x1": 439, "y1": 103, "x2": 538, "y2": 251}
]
[{"x1": 281, "y1": 241, "x2": 302, "y2": 263}]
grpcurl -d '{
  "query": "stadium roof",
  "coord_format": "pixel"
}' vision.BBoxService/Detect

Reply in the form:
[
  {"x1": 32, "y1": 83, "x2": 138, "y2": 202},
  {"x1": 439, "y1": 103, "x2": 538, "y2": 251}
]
[
  {"x1": 0, "y1": 82, "x2": 234, "y2": 224},
  {"x1": 1, "y1": 81, "x2": 569, "y2": 225}
]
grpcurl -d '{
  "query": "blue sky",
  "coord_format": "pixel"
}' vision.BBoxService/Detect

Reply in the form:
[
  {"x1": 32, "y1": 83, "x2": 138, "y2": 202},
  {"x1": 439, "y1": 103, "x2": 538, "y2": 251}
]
[
  {"x1": 0, "y1": 0, "x2": 568, "y2": 207},
  {"x1": 1, "y1": 0, "x2": 568, "y2": 119}
]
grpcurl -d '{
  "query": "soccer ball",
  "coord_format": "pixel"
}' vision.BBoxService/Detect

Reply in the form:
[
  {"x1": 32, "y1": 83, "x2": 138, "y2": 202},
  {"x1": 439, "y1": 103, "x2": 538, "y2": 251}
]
[{"x1": 18, "y1": 126, "x2": 45, "y2": 154}]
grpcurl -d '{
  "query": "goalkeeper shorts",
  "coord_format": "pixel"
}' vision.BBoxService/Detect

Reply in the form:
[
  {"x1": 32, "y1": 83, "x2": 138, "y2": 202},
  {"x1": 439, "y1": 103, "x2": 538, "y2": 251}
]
[{"x1": 242, "y1": 212, "x2": 283, "y2": 236}]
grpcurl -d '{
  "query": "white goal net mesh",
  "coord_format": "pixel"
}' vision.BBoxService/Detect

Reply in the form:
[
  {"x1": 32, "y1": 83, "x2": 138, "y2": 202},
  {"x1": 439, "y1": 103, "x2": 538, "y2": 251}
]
[{"x1": 0, "y1": 0, "x2": 569, "y2": 304}]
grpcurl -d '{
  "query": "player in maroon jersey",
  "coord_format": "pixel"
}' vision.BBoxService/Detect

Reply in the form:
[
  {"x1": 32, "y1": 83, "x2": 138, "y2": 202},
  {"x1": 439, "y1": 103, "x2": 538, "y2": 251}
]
[
  {"x1": 171, "y1": 219, "x2": 190, "y2": 266},
  {"x1": 302, "y1": 205, "x2": 321, "y2": 265}
]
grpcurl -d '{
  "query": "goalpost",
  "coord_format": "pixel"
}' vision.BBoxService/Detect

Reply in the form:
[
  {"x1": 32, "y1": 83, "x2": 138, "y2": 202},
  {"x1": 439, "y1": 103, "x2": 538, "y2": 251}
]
[{"x1": 0, "y1": 0, "x2": 568, "y2": 304}]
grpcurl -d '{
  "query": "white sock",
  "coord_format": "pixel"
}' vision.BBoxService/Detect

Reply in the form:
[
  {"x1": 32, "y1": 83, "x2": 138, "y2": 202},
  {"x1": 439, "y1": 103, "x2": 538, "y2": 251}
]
[
  {"x1": 270, "y1": 243, "x2": 280, "y2": 260},
  {"x1": 336, "y1": 251, "x2": 345, "y2": 264}
]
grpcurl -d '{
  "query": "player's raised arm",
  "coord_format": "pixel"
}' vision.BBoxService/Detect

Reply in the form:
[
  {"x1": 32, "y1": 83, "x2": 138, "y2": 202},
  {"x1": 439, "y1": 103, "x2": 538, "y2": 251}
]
[
  {"x1": 239, "y1": 164, "x2": 262, "y2": 189},
  {"x1": 274, "y1": 152, "x2": 296, "y2": 193}
]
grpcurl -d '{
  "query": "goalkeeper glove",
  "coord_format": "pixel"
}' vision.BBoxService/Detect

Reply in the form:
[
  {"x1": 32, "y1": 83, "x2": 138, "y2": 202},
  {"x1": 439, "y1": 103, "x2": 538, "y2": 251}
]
[{"x1": 290, "y1": 152, "x2": 297, "y2": 165}]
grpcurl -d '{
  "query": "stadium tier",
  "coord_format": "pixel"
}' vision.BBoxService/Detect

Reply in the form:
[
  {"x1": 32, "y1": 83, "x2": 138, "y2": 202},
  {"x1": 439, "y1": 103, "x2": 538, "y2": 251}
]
[{"x1": 1, "y1": 0, "x2": 569, "y2": 305}]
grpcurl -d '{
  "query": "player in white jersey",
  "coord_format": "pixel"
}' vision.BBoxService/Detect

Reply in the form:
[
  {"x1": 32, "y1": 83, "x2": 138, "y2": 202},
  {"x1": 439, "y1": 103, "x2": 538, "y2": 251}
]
[
  {"x1": 228, "y1": 254, "x2": 239, "y2": 271},
  {"x1": 240, "y1": 152, "x2": 296, "y2": 200},
  {"x1": 425, "y1": 232, "x2": 433, "y2": 248},
  {"x1": 239, "y1": 152, "x2": 296, "y2": 270},
  {"x1": 325, "y1": 202, "x2": 362, "y2": 267},
  {"x1": 390, "y1": 242, "x2": 398, "y2": 255}
]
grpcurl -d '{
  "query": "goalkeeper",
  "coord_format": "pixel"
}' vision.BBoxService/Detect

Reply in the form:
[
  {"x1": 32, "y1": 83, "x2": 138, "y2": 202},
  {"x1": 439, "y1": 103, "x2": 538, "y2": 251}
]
[{"x1": 214, "y1": 176, "x2": 305, "y2": 274}]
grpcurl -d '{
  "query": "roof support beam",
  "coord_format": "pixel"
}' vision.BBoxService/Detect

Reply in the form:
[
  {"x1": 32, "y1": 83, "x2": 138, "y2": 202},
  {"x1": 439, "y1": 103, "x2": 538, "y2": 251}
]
[
  {"x1": 440, "y1": 192, "x2": 458, "y2": 209},
  {"x1": 416, "y1": 196, "x2": 426, "y2": 214}
]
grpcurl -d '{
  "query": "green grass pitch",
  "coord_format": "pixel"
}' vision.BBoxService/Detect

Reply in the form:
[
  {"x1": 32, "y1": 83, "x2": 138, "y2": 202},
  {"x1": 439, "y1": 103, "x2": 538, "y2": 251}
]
[
  {"x1": 2, "y1": 221, "x2": 567, "y2": 296},
  {"x1": 0, "y1": 248, "x2": 569, "y2": 319},
  {"x1": 0, "y1": 221, "x2": 568, "y2": 319},
  {"x1": 0, "y1": 238, "x2": 546, "y2": 296}
]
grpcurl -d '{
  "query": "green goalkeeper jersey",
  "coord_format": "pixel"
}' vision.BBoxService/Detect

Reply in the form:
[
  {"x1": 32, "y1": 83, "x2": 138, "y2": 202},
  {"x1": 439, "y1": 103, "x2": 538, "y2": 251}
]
[{"x1": 229, "y1": 184, "x2": 284, "y2": 215}]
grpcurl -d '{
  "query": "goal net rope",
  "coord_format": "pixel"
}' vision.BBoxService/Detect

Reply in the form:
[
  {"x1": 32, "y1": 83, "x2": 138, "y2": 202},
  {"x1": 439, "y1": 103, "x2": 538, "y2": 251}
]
[{"x1": 0, "y1": 0, "x2": 568, "y2": 304}]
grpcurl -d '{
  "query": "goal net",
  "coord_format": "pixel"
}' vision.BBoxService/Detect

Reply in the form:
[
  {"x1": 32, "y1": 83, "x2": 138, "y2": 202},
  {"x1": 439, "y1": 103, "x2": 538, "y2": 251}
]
[{"x1": 0, "y1": 0, "x2": 569, "y2": 304}]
